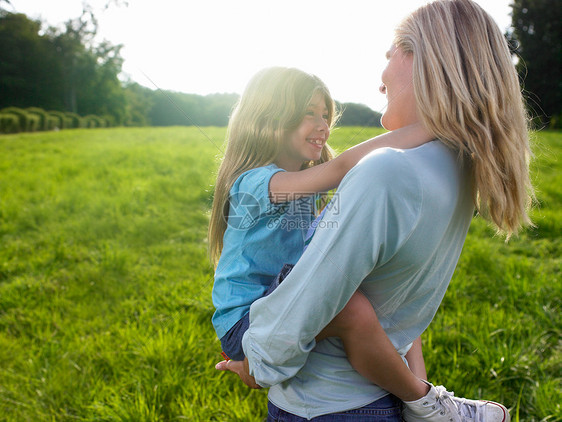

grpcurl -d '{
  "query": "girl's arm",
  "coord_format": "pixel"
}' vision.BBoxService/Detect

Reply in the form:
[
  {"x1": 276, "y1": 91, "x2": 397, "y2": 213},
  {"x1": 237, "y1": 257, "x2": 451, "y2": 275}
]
[
  {"x1": 269, "y1": 122, "x2": 433, "y2": 203},
  {"x1": 405, "y1": 336, "x2": 428, "y2": 380}
]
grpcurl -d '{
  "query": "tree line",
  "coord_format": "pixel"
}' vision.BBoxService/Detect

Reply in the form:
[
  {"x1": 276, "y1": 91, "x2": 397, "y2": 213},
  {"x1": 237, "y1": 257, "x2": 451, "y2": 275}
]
[
  {"x1": 0, "y1": 9, "x2": 382, "y2": 131},
  {"x1": 507, "y1": 0, "x2": 561, "y2": 128},
  {"x1": 1, "y1": 0, "x2": 559, "y2": 130}
]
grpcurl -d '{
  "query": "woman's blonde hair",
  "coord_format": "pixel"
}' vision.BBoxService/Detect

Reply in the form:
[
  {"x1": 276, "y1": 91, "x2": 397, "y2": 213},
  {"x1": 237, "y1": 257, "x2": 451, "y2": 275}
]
[
  {"x1": 208, "y1": 67, "x2": 337, "y2": 266},
  {"x1": 394, "y1": 0, "x2": 533, "y2": 237}
]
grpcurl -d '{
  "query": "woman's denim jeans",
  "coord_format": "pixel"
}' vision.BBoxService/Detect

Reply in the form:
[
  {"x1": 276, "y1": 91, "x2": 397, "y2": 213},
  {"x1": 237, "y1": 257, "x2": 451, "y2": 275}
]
[{"x1": 267, "y1": 394, "x2": 402, "y2": 422}]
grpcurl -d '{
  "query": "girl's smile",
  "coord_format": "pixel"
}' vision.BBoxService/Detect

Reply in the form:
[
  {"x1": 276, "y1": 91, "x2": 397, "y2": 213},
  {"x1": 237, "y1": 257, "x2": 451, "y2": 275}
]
[{"x1": 306, "y1": 137, "x2": 326, "y2": 148}]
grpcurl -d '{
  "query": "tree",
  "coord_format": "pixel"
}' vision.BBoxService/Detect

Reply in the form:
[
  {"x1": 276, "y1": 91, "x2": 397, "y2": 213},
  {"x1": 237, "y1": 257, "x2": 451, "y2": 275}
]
[
  {"x1": 122, "y1": 81, "x2": 153, "y2": 126},
  {"x1": 0, "y1": 12, "x2": 63, "y2": 110},
  {"x1": 147, "y1": 91, "x2": 238, "y2": 127},
  {"x1": 337, "y1": 102, "x2": 382, "y2": 127},
  {"x1": 0, "y1": 8, "x2": 126, "y2": 124},
  {"x1": 48, "y1": 8, "x2": 126, "y2": 122},
  {"x1": 508, "y1": 0, "x2": 562, "y2": 128}
]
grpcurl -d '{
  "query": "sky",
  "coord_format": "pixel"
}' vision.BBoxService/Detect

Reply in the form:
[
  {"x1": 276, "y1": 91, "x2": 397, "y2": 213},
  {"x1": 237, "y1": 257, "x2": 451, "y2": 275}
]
[{"x1": 9, "y1": 0, "x2": 513, "y2": 113}]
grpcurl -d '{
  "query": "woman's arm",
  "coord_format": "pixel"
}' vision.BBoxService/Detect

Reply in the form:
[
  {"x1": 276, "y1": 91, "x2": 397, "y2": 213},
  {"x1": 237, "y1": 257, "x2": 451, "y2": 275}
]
[
  {"x1": 269, "y1": 122, "x2": 433, "y2": 203},
  {"x1": 405, "y1": 336, "x2": 427, "y2": 380}
]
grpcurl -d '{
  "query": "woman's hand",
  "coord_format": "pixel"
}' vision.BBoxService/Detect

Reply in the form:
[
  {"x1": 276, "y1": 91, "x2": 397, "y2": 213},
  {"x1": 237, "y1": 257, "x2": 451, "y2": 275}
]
[{"x1": 215, "y1": 357, "x2": 262, "y2": 389}]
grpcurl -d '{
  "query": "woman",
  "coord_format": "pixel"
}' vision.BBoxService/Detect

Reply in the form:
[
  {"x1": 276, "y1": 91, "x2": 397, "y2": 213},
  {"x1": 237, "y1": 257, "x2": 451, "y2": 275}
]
[{"x1": 218, "y1": 1, "x2": 533, "y2": 420}]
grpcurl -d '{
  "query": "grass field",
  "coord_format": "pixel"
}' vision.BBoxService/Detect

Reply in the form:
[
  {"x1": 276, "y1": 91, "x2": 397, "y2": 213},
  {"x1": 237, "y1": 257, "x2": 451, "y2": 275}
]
[{"x1": 0, "y1": 126, "x2": 560, "y2": 421}]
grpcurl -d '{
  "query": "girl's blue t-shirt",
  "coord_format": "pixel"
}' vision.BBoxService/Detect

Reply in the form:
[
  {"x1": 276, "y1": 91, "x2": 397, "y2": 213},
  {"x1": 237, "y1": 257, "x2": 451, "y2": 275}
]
[{"x1": 211, "y1": 164, "x2": 316, "y2": 339}]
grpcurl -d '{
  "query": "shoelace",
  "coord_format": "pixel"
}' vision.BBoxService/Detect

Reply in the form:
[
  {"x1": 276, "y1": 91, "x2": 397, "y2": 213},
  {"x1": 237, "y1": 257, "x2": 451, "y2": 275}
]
[{"x1": 434, "y1": 386, "x2": 484, "y2": 422}]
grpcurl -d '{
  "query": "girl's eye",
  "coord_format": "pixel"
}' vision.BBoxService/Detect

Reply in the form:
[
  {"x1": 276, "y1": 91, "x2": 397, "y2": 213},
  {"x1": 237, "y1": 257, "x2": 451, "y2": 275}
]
[{"x1": 323, "y1": 114, "x2": 329, "y2": 120}]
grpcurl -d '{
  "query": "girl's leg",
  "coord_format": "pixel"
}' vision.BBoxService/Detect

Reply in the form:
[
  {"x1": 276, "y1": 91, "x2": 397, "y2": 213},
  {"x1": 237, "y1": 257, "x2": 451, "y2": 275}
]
[{"x1": 316, "y1": 291, "x2": 429, "y2": 402}]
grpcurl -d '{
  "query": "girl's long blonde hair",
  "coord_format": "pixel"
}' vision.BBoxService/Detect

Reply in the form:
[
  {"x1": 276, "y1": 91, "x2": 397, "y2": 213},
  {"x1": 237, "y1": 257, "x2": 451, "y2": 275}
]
[
  {"x1": 208, "y1": 67, "x2": 337, "y2": 266},
  {"x1": 395, "y1": 0, "x2": 534, "y2": 237}
]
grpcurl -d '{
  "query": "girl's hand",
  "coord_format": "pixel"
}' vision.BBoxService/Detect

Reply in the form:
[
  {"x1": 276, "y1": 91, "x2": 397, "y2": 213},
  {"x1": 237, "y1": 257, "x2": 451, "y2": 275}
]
[{"x1": 215, "y1": 358, "x2": 261, "y2": 389}]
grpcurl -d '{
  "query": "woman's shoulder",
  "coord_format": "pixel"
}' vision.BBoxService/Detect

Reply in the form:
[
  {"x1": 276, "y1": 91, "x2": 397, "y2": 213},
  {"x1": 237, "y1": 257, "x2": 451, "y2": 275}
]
[
  {"x1": 352, "y1": 141, "x2": 449, "y2": 178},
  {"x1": 351, "y1": 146, "x2": 415, "y2": 181},
  {"x1": 342, "y1": 141, "x2": 462, "y2": 205},
  {"x1": 339, "y1": 143, "x2": 448, "y2": 201}
]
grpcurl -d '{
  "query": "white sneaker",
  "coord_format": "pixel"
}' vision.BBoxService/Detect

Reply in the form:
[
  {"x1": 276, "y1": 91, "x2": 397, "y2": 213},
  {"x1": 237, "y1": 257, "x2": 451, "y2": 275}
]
[{"x1": 402, "y1": 383, "x2": 510, "y2": 422}]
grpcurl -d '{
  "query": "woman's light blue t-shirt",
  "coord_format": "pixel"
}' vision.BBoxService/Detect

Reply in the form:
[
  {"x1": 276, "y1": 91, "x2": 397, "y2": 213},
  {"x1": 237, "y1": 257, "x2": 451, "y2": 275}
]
[
  {"x1": 211, "y1": 164, "x2": 316, "y2": 339},
  {"x1": 242, "y1": 143, "x2": 475, "y2": 419}
]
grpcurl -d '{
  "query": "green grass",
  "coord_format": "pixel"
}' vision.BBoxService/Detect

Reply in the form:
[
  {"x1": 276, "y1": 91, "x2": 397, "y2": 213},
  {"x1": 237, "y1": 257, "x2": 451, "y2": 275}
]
[{"x1": 0, "y1": 127, "x2": 560, "y2": 421}]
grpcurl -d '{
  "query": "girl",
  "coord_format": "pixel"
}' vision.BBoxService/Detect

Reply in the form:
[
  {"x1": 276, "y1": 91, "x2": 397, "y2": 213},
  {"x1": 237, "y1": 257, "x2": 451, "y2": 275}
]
[{"x1": 210, "y1": 66, "x2": 442, "y2": 408}]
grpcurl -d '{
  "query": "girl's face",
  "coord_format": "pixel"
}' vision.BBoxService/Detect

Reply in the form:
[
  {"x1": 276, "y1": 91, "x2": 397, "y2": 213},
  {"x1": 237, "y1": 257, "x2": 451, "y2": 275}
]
[
  {"x1": 379, "y1": 45, "x2": 418, "y2": 130},
  {"x1": 276, "y1": 91, "x2": 330, "y2": 171}
]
